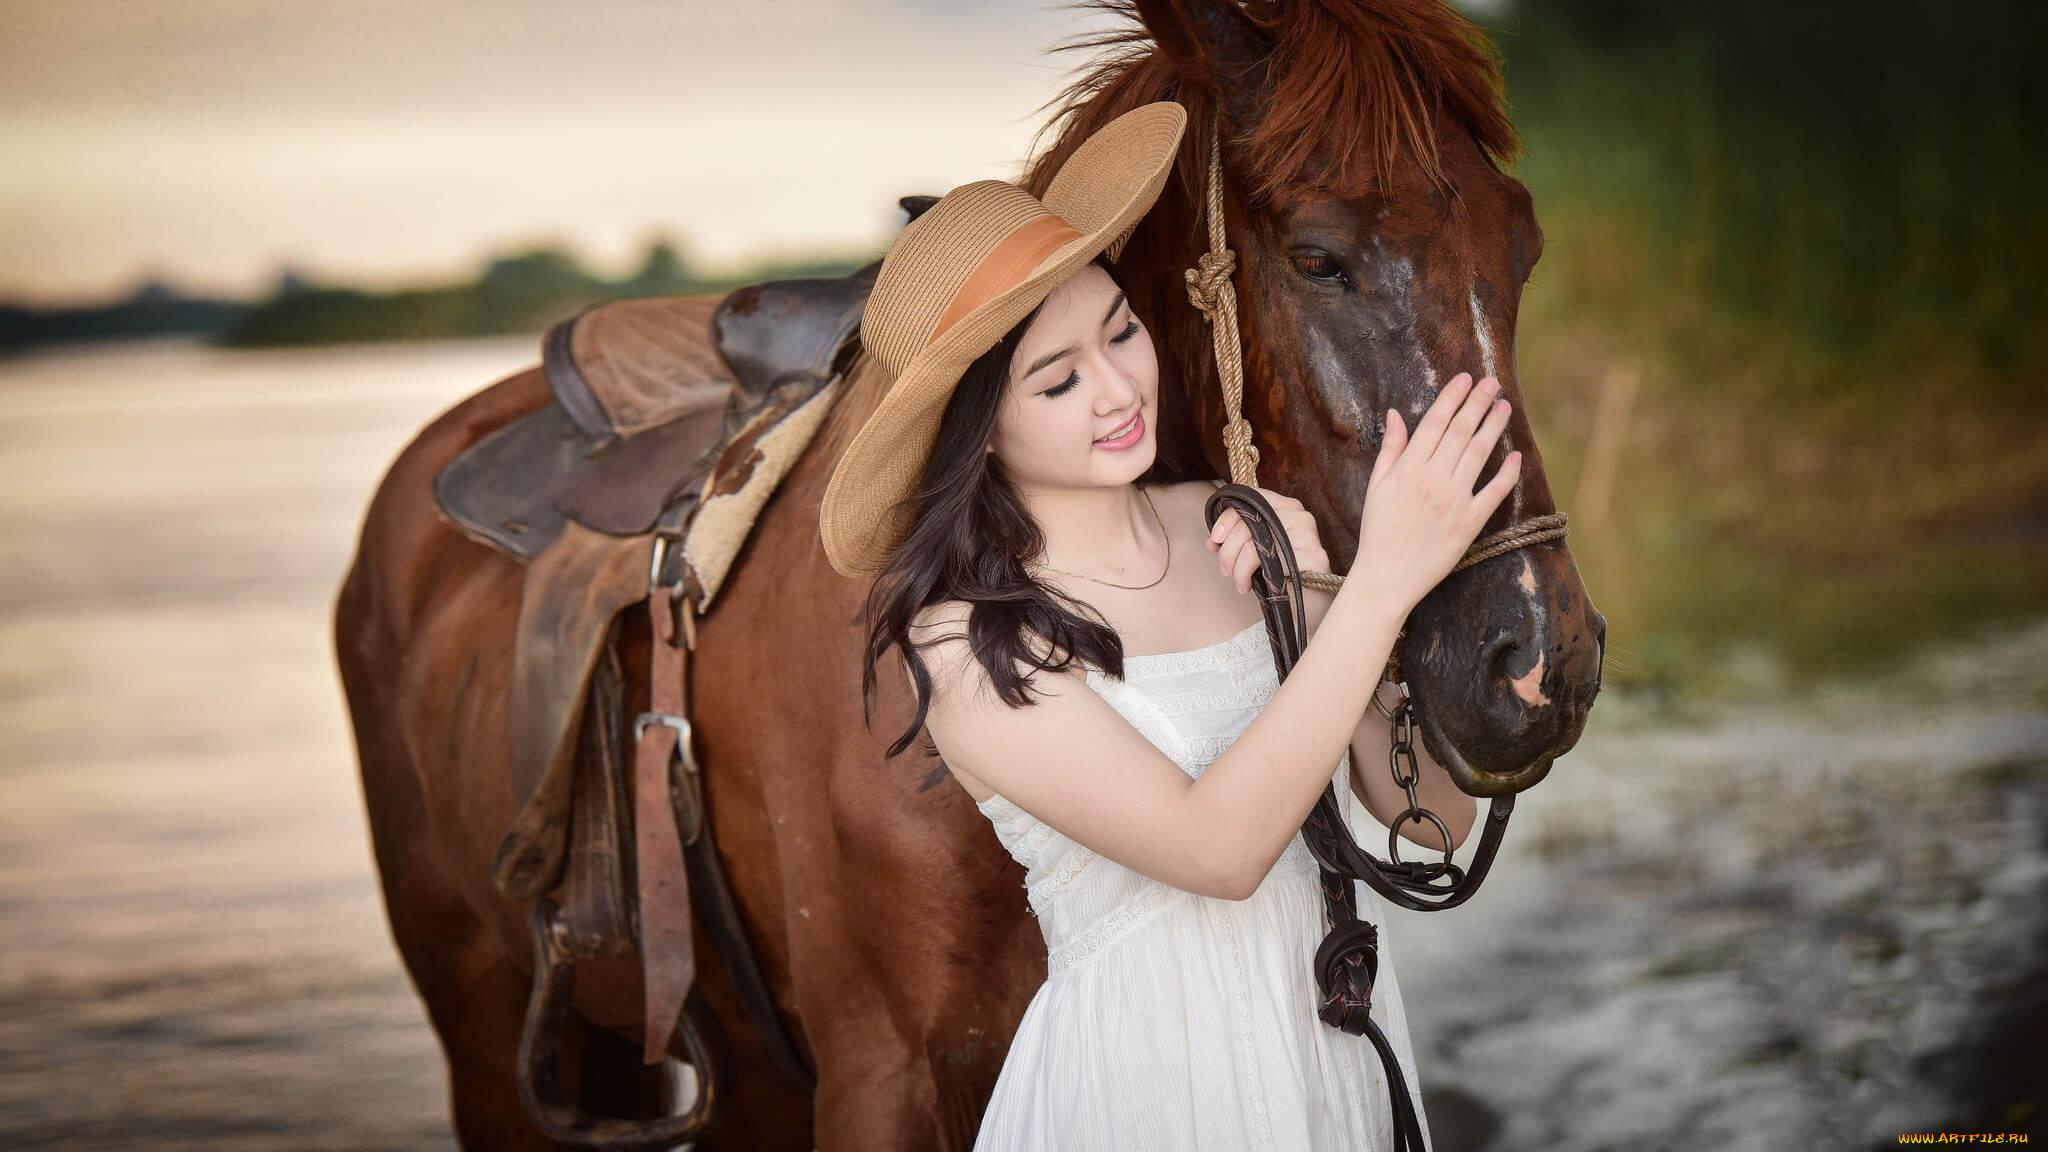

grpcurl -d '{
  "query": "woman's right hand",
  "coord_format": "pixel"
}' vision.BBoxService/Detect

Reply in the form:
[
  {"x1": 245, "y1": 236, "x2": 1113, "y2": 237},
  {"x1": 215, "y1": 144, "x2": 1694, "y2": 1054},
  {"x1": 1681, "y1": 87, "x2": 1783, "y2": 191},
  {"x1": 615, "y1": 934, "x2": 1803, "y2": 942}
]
[{"x1": 1349, "y1": 372, "x2": 1521, "y2": 616}]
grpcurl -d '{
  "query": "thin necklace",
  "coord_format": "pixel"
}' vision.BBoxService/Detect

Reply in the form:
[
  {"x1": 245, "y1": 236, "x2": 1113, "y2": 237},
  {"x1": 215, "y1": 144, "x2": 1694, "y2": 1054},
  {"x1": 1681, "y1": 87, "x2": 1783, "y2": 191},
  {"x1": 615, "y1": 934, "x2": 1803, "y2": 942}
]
[{"x1": 1033, "y1": 487, "x2": 1171, "y2": 591}]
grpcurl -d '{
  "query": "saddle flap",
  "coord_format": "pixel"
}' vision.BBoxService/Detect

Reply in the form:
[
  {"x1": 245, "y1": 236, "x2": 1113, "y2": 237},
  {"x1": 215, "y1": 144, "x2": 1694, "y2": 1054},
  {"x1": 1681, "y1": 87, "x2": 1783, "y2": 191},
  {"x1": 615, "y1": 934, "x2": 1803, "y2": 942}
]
[
  {"x1": 549, "y1": 408, "x2": 734, "y2": 537},
  {"x1": 432, "y1": 386, "x2": 580, "y2": 561},
  {"x1": 493, "y1": 521, "x2": 661, "y2": 899}
]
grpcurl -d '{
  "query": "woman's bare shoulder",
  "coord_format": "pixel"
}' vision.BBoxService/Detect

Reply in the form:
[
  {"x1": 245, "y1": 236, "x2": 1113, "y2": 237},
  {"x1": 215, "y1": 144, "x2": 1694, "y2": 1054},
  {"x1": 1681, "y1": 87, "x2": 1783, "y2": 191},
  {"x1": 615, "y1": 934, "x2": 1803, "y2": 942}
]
[
  {"x1": 904, "y1": 600, "x2": 991, "y2": 801},
  {"x1": 907, "y1": 600, "x2": 1085, "y2": 701},
  {"x1": 904, "y1": 599, "x2": 1088, "y2": 804},
  {"x1": 904, "y1": 599, "x2": 978, "y2": 695},
  {"x1": 906, "y1": 598, "x2": 973, "y2": 645}
]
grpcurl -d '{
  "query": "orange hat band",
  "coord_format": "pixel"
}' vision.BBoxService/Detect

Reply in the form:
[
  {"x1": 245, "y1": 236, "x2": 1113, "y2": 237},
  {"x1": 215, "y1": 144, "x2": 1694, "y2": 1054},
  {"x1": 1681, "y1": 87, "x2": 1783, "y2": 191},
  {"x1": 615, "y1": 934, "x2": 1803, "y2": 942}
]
[{"x1": 925, "y1": 214, "x2": 1083, "y2": 350}]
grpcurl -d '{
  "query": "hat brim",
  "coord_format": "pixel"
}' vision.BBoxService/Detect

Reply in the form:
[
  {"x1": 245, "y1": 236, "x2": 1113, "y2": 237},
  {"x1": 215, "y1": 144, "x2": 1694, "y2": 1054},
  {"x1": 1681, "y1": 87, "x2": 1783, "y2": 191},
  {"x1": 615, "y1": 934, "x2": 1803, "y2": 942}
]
[{"x1": 820, "y1": 101, "x2": 1188, "y2": 579}]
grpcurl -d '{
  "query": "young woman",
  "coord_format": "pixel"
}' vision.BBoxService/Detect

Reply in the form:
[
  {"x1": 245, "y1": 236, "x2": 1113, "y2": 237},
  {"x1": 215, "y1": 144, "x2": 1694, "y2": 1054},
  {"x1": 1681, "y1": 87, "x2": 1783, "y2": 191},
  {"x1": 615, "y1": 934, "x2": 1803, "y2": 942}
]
[{"x1": 819, "y1": 102, "x2": 1518, "y2": 1151}]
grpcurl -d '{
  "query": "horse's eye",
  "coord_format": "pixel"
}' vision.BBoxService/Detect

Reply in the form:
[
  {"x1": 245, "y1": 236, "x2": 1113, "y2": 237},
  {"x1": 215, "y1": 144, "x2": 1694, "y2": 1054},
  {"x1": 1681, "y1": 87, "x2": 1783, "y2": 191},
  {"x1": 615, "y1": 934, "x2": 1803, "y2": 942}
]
[{"x1": 1292, "y1": 254, "x2": 1345, "y2": 284}]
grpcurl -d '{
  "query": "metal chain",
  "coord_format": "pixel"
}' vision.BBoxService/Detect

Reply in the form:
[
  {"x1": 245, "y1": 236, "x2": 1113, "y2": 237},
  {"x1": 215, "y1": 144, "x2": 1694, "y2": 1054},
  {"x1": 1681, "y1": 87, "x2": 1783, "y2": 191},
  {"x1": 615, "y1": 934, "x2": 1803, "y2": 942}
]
[{"x1": 1383, "y1": 696, "x2": 1455, "y2": 880}]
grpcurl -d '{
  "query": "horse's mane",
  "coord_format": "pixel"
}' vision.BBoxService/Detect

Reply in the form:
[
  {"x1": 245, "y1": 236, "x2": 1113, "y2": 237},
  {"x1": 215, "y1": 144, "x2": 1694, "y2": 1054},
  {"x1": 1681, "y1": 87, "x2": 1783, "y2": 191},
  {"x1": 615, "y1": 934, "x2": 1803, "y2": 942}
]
[
  {"x1": 822, "y1": 0, "x2": 1518, "y2": 455},
  {"x1": 1022, "y1": 0, "x2": 1518, "y2": 205}
]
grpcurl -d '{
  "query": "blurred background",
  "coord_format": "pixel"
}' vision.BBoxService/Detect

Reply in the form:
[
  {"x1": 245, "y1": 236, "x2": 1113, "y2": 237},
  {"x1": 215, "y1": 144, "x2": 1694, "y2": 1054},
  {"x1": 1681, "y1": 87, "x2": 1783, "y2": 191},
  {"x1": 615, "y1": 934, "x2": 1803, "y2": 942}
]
[{"x1": 2, "y1": 1, "x2": 2041, "y2": 1149}]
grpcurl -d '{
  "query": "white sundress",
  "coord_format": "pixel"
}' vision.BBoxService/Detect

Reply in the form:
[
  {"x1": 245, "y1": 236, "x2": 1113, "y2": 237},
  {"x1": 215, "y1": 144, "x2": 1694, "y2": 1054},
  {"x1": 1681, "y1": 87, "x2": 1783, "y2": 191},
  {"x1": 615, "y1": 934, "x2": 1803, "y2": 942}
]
[{"x1": 970, "y1": 617, "x2": 1434, "y2": 1152}]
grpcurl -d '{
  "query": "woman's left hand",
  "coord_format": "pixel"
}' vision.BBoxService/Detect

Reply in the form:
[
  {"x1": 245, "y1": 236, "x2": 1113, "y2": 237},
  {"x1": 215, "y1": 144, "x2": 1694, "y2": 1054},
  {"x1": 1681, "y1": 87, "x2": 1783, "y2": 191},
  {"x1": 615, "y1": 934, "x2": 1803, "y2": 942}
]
[{"x1": 1205, "y1": 487, "x2": 1330, "y2": 595}]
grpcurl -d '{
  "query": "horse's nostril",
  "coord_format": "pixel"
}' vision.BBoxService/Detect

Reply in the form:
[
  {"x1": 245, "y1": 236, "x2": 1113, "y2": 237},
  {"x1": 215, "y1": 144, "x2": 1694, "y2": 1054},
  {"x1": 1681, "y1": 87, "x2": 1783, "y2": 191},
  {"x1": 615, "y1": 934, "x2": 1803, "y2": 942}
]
[
  {"x1": 1479, "y1": 631, "x2": 1545, "y2": 711},
  {"x1": 1478, "y1": 631, "x2": 1513, "y2": 677}
]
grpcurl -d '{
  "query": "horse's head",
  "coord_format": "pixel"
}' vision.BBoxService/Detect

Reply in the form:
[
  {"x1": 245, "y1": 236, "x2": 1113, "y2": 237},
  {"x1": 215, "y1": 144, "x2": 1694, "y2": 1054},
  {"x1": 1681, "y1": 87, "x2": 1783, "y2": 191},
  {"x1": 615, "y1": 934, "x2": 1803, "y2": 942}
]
[{"x1": 1026, "y1": 0, "x2": 1604, "y2": 797}]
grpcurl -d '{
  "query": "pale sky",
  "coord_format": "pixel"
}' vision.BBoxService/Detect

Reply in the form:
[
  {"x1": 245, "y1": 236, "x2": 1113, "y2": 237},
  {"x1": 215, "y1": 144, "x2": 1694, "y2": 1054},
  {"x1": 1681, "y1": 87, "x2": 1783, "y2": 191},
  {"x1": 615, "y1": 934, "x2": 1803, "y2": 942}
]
[{"x1": 0, "y1": 0, "x2": 1123, "y2": 304}]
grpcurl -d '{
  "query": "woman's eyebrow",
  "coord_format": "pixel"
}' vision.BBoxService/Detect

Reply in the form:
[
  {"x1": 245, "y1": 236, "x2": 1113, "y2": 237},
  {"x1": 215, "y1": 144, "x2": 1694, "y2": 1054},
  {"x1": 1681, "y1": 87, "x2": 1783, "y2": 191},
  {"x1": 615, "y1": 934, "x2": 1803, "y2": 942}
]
[{"x1": 1023, "y1": 291, "x2": 1127, "y2": 380}]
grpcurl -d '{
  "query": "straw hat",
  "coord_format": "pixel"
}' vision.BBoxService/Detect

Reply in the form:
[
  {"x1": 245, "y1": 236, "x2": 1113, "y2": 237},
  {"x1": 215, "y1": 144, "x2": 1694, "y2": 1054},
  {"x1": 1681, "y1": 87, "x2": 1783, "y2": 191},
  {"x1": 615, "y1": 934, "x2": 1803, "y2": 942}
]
[{"x1": 819, "y1": 100, "x2": 1188, "y2": 579}]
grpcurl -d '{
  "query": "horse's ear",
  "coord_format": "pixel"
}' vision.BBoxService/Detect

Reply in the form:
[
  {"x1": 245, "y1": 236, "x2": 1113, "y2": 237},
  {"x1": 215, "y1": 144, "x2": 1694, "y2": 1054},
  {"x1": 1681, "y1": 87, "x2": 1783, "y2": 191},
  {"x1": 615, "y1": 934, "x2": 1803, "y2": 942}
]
[
  {"x1": 1135, "y1": 0, "x2": 1276, "y2": 136},
  {"x1": 898, "y1": 195, "x2": 940, "y2": 223}
]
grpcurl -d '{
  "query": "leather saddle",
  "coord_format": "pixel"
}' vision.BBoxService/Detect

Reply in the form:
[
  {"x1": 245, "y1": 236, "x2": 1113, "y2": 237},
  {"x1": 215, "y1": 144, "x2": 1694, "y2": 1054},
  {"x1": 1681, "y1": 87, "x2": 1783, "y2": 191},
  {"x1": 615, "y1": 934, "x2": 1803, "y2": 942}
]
[
  {"x1": 435, "y1": 261, "x2": 878, "y2": 562},
  {"x1": 435, "y1": 254, "x2": 879, "y2": 894}
]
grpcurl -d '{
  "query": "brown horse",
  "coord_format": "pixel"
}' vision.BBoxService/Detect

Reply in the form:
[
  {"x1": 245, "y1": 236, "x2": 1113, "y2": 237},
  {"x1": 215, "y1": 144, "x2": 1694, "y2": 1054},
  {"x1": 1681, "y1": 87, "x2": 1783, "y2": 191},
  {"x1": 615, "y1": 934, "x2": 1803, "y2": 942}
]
[{"x1": 333, "y1": 0, "x2": 1604, "y2": 1148}]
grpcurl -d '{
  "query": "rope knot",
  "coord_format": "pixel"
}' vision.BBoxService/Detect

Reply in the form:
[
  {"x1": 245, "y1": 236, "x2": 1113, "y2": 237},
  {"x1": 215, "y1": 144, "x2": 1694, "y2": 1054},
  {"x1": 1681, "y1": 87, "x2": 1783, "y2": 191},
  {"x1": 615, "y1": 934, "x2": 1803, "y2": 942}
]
[
  {"x1": 1182, "y1": 249, "x2": 1238, "y2": 322},
  {"x1": 1221, "y1": 416, "x2": 1261, "y2": 473}
]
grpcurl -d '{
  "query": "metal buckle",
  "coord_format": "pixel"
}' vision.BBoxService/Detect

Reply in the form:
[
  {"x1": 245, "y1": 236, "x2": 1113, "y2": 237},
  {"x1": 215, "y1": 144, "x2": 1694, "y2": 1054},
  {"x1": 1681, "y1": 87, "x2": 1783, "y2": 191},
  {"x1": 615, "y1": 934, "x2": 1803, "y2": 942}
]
[
  {"x1": 634, "y1": 711, "x2": 690, "y2": 744},
  {"x1": 648, "y1": 533, "x2": 685, "y2": 599},
  {"x1": 634, "y1": 711, "x2": 704, "y2": 846}
]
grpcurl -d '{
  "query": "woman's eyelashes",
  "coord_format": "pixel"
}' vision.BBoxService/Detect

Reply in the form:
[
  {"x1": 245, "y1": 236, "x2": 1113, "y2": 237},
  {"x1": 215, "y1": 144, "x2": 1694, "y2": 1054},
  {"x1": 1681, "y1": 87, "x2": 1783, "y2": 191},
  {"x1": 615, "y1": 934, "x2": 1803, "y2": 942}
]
[{"x1": 1043, "y1": 319, "x2": 1142, "y2": 398}]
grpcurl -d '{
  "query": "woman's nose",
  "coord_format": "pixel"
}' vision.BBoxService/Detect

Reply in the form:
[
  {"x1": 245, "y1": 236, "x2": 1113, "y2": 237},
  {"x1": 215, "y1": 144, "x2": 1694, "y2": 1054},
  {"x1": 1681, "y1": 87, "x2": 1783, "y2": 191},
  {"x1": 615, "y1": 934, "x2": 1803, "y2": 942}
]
[{"x1": 1098, "y1": 359, "x2": 1139, "y2": 410}]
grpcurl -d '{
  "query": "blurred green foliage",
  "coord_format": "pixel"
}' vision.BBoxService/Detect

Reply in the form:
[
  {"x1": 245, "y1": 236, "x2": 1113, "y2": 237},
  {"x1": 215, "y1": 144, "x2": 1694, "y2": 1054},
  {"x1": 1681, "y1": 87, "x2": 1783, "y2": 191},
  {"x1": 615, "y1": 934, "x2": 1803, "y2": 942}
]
[
  {"x1": 1479, "y1": 0, "x2": 2048, "y2": 699},
  {"x1": 1495, "y1": 0, "x2": 2042, "y2": 391},
  {"x1": 222, "y1": 235, "x2": 876, "y2": 347}
]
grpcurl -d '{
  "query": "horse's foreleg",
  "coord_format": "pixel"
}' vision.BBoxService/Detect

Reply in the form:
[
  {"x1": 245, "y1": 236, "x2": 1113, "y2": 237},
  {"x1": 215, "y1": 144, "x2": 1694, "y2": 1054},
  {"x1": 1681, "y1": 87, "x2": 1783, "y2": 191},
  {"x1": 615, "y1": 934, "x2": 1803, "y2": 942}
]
[
  {"x1": 343, "y1": 586, "x2": 656, "y2": 1148},
  {"x1": 345, "y1": 667, "x2": 543, "y2": 1146},
  {"x1": 365, "y1": 745, "x2": 671, "y2": 1151}
]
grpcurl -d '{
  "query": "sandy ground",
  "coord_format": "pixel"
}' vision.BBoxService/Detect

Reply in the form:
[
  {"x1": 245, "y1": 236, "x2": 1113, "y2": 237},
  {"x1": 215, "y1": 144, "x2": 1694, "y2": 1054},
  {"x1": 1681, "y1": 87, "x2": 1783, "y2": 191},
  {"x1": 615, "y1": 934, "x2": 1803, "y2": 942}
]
[{"x1": 1397, "y1": 620, "x2": 2048, "y2": 1149}]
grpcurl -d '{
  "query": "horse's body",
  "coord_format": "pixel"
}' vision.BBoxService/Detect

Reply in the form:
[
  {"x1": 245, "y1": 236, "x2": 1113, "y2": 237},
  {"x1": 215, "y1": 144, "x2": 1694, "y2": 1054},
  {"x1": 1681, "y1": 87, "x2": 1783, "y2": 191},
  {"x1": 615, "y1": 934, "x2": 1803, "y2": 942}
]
[
  {"x1": 338, "y1": 353, "x2": 1014, "y2": 1148},
  {"x1": 336, "y1": 2, "x2": 1605, "y2": 1147}
]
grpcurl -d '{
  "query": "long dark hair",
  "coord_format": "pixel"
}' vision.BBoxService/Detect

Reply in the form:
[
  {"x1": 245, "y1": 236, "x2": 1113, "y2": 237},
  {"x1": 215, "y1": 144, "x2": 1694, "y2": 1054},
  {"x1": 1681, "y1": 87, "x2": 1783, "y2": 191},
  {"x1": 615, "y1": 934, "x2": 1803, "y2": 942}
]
[{"x1": 856, "y1": 253, "x2": 1189, "y2": 788}]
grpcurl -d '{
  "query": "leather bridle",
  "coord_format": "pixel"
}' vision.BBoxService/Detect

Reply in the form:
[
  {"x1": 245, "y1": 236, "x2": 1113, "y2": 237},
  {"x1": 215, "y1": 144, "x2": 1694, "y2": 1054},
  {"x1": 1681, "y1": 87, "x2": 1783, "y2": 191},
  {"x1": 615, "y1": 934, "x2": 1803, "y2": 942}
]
[{"x1": 1182, "y1": 114, "x2": 1569, "y2": 1152}]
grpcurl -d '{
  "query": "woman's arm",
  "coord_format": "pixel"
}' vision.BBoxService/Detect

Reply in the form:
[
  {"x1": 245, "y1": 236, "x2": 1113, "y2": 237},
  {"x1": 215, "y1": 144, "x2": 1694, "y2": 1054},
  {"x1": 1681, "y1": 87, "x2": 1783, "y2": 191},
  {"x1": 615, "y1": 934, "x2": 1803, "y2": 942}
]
[{"x1": 917, "y1": 575, "x2": 1406, "y2": 901}]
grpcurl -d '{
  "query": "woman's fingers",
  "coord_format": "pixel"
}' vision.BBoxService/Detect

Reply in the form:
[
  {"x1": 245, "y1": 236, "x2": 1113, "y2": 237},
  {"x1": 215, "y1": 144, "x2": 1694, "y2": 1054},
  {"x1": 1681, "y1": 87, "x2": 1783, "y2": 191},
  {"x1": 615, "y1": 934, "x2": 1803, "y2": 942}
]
[
  {"x1": 1206, "y1": 507, "x2": 1238, "y2": 547},
  {"x1": 1433, "y1": 376, "x2": 1501, "y2": 473},
  {"x1": 1406, "y1": 372, "x2": 1473, "y2": 462},
  {"x1": 1229, "y1": 533, "x2": 1262, "y2": 593},
  {"x1": 1209, "y1": 490, "x2": 1324, "y2": 592},
  {"x1": 1215, "y1": 522, "x2": 1250, "y2": 582},
  {"x1": 1208, "y1": 507, "x2": 1236, "y2": 561},
  {"x1": 1452, "y1": 392, "x2": 1514, "y2": 491},
  {"x1": 1371, "y1": 408, "x2": 1408, "y2": 485},
  {"x1": 1472, "y1": 449, "x2": 1522, "y2": 518}
]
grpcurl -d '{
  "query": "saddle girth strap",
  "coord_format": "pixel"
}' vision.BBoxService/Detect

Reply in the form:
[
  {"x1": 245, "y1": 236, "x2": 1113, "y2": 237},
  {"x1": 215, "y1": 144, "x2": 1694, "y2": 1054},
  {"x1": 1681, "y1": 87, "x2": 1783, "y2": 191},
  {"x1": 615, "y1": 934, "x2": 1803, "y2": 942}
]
[
  {"x1": 634, "y1": 587, "x2": 696, "y2": 1064},
  {"x1": 635, "y1": 546, "x2": 817, "y2": 1093}
]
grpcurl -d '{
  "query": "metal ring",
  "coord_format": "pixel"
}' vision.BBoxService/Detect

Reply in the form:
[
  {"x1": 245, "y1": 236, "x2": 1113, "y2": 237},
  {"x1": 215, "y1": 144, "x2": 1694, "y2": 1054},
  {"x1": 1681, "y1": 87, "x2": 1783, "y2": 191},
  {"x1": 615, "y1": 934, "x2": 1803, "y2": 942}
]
[
  {"x1": 1371, "y1": 679, "x2": 1408, "y2": 721},
  {"x1": 1385, "y1": 806, "x2": 1455, "y2": 872}
]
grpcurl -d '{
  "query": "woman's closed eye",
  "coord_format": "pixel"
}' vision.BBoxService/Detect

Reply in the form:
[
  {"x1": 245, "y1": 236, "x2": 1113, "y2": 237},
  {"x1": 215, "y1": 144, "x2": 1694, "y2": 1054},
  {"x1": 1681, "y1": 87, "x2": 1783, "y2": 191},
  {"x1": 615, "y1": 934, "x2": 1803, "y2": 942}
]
[{"x1": 1044, "y1": 319, "x2": 1142, "y2": 398}]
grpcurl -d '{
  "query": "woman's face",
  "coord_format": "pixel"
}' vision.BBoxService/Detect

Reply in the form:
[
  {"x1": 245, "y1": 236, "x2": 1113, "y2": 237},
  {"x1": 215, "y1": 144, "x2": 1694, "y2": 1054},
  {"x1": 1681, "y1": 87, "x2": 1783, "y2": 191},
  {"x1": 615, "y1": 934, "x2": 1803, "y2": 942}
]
[{"x1": 987, "y1": 263, "x2": 1159, "y2": 491}]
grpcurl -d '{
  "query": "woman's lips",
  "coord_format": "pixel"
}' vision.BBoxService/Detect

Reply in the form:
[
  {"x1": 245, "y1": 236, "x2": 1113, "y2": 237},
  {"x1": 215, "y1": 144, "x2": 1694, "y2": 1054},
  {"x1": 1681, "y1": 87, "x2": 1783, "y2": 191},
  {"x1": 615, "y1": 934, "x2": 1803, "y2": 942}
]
[{"x1": 1094, "y1": 409, "x2": 1145, "y2": 450}]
